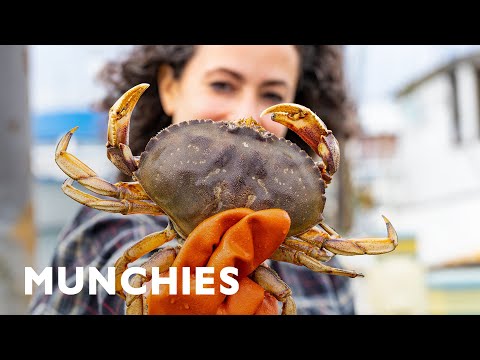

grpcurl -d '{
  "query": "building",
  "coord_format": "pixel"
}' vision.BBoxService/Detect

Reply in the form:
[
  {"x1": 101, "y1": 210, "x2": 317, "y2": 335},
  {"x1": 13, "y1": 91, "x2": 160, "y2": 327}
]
[
  {"x1": 343, "y1": 51, "x2": 480, "y2": 314},
  {"x1": 395, "y1": 52, "x2": 480, "y2": 314},
  {"x1": 393, "y1": 51, "x2": 480, "y2": 266}
]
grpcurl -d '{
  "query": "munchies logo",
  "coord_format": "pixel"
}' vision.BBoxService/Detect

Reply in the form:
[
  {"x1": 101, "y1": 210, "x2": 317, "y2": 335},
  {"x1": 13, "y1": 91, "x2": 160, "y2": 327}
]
[{"x1": 24, "y1": 266, "x2": 239, "y2": 295}]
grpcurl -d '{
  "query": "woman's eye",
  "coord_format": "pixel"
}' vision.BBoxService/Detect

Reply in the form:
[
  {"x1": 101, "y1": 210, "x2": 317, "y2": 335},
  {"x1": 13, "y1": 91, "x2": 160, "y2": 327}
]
[
  {"x1": 263, "y1": 92, "x2": 284, "y2": 102},
  {"x1": 210, "y1": 81, "x2": 234, "y2": 93}
]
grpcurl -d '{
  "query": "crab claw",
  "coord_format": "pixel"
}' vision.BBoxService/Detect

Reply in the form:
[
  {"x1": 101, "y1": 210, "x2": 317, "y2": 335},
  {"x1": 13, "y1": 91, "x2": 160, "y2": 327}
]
[
  {"x1": 107, "y1": 83, "x2": 149, "y2": 148},
  {"x1": 107, "y1": 83, "x2": 149, "y2": 177},
  {"x1": 261, "y1": 103, "x2": 340, "y2": 184}
]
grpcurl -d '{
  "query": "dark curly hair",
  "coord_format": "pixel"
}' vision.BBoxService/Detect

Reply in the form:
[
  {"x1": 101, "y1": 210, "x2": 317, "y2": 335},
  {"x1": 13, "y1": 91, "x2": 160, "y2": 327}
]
[{"x1": 94, "y1": 45, "x2": 359, "y2": 182}]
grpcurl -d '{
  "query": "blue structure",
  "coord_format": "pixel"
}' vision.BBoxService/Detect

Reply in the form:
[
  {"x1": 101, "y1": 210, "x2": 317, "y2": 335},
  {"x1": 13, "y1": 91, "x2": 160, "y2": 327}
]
[{"x1": 32, "y1": 109, "x2": 108, "y2": 143}]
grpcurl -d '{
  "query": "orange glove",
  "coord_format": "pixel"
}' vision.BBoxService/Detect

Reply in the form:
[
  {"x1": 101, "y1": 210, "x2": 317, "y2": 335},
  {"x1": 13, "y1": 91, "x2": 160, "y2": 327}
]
[{"x1": 144, "y1": 208, "x2": 291, "y2": 315}]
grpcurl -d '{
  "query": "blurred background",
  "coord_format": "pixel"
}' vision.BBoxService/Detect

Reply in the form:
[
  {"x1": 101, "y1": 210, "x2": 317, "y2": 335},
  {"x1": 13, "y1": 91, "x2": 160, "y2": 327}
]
[{"x1": 2, "y1": 45, "x2": 480, "y2": 314}]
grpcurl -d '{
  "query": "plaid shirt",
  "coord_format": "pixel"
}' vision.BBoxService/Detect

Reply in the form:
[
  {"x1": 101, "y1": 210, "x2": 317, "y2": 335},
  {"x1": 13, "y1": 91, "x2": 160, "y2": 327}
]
[{"x1": 28, "y1": 206, "x2": 356, "y2": 315}]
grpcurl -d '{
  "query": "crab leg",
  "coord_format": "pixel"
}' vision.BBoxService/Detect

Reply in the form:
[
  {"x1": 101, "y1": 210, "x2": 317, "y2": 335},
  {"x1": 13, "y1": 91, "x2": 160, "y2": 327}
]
[
  {"x1": 106, "y1": 83, "x2": 150, "y2": 177},
  {"x1": 318, "y1": 221, "x2": 341, "y2": 238},
  {"x1": 114, "y1": 224, "x2": 178, "y2": 300},
  {"x1": 125, "y1": 246, "x2": 180, "y2": 313},
  {"x1": 250, "y1": 264, "x2": 296, "y2": 315},
  {"x1": 283, "y1": 237, "x2": 334, "y2": 262},
  {"x1": 62, "y1": 178, "x2": 164, "y2": 216},
  {"x1": 261, "y1": 103, "x2": 340, "y2": 186},
  {"x1": 56, "y1": 127, "x2": 151, "y2": 200},
  {"x1": 268, "y1": 214, "x2": 396, "y2": 279},
  {"x1": 271, "y1": 244, "x2": 364, "y2": 278},
  {"x1": 298, "y1": 216, "x2": 398, "y2": 256}
]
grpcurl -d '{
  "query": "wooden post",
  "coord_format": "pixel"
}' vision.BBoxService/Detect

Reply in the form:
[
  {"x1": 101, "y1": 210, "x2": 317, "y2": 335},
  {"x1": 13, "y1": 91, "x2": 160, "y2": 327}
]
[
  {"x1": 336, "y1": 138, "x2": 354, "y2": 234},
  {"x1": 0, "y1": 45, "x2": 36, "y2": 314}
]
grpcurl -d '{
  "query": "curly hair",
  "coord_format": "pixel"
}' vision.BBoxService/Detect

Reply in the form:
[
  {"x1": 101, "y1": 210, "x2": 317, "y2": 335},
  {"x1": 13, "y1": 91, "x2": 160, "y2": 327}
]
[{"x1": 94, "y1": 45, "x2": 359, "y2": 181}]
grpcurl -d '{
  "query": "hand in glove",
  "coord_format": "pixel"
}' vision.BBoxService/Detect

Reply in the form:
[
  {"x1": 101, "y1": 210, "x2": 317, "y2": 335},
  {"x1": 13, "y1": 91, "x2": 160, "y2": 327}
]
[{"x1": 144, "y1": 208, "x2": 291, "y2": 315}]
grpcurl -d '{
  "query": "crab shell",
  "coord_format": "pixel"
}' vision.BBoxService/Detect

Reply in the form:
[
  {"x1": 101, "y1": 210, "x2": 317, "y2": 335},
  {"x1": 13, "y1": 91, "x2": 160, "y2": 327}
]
[{"x1": 134, "y1": 119, "x2": 325, "y2": 239}]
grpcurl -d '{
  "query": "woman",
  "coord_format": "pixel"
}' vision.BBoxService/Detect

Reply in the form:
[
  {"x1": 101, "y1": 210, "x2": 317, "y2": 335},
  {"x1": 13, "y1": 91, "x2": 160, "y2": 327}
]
[{"x1": 29, "y1": 45, "x2": 359, "y2": 315}]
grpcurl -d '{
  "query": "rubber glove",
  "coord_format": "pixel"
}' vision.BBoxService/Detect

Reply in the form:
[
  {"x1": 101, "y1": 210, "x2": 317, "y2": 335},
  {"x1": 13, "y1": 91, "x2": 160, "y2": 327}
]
[{"x1": 144, "y1": 208, "x2": 291, "y2": 315}]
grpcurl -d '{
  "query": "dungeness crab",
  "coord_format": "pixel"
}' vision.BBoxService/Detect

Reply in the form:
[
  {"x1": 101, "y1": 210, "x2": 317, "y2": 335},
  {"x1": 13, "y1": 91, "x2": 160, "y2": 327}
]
[{"x1": 55, "y1": 83, "x2": 398, "y2": 314}]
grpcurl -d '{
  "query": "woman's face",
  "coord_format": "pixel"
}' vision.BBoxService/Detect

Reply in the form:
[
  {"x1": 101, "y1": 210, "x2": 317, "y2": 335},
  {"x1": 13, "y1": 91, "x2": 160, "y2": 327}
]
[{"x1": 157, "y1": 45, "x2": 300, "y2": 138}]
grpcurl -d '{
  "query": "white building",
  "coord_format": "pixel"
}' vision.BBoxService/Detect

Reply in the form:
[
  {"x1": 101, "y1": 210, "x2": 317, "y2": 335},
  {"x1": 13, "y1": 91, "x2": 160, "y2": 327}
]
[
  {"x1": 340, "y1": 51, "x2": 480, "y2": 314},
  {"x1": 347, "y1": 51, "x2": 480, "y2": 265},
  {"x1": 390, "y1": 52, "x2": 480, "y2": 266}
]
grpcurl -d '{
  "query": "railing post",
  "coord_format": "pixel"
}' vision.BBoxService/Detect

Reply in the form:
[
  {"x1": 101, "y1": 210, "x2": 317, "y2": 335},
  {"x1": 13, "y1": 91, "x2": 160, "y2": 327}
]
[{"x1": 0, "y1": 45, "x2": 36, "y2": 314}]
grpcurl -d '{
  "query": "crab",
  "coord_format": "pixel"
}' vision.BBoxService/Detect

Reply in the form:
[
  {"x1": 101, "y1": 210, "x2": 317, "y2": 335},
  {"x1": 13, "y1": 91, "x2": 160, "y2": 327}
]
[{"x1": 55, "y1": 83, "x2": 398, "y2": 315}]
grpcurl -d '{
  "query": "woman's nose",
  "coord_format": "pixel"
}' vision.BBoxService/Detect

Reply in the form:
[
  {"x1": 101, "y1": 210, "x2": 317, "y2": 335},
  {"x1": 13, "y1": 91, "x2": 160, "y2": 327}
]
[{"x1": 230, "y1": 102, "x2": 260, "y2": 122}]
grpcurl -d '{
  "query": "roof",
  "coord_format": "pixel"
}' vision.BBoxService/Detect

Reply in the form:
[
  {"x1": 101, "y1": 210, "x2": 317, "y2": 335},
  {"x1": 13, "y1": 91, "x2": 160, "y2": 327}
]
[{"x1": 395, "y1": 51, "x2": 480, "y2": 98}]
